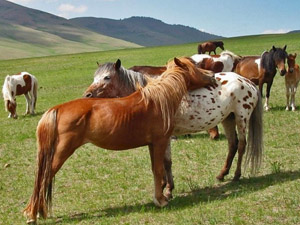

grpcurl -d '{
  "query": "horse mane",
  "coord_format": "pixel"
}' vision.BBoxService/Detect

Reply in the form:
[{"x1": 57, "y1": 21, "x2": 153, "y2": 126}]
[
  {"x1": 220, "y1": 50, "x2": 242, "y2": 61},
  {"x1": 2, "y1": 75, "x2": 15, "y2": 111},
  {"x1": 213, "y1": 41, "x2": 223, "y2": 47},
  {"x1": 140, "y1": 57, "x2": 196, "y2": 132}
]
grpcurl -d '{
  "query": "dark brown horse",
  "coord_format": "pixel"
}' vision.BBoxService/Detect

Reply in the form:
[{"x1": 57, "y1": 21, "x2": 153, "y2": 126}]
[
  {"x1": 198, "y1": 41, "x2": 225, "y2": 55},
  {"x1": 23, "y1": 57, "x2": 216, "y2": 224},
  {"x1": 235, "y1": 45, "x2": 288, "y2": 111}
]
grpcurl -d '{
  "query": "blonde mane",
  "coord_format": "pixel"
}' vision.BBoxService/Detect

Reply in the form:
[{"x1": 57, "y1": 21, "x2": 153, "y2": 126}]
[
  {"x1": 220, "y1": 50, "x2": 242, "y2": 61},
  {"x1": 140, "y1": 57, "x2": 198, "y2": 132}
]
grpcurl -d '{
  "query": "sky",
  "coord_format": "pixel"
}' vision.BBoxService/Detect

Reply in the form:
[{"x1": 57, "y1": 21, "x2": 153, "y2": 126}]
[{"x1": 6, "y1": 0, "x2": 300, "y2": 37}]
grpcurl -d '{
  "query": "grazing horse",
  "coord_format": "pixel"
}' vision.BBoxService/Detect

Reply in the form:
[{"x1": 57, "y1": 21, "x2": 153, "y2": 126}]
[
  {"x1": 2, "y1": 72, "x2": 38, "y2": 119},
  {"x1": 235, "y1": 45, "x2": 288, "y2": 111},
  {"x1": 198, "y1": 41, "x2": 224, "y2": 55},
  {"x1": 84, "y1": 59, "x2": 263, "y2": 200},
  {"x1": 285, "y1": 53, "x2": 300, "y2": 111},
  {"x1": 23, "y1": 57, "x2": 217, "y2": 224}
]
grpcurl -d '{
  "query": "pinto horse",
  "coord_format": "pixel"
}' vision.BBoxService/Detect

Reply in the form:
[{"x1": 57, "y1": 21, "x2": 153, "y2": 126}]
[
  {"x1": 235, "y1": 45, "x2": 288, "y2": 111},
  {"x1": 198, "y1": 41, "x2": 224, "y2": 55},
  {"x1": 2, "y1": 72, "x2": 38, "y2": 118},
  {"x1": 84, "y1": 59, "x2": 264, "y2": 200},
  {"x1": 285, "y1": 53, "x2": 300, "y2": 111},
  {"x1": 191, "y1": 50, "x2": 242, "y2": 72},
  {"x1": 23, "y1": 57, "x2": 217, "y2": 224}
]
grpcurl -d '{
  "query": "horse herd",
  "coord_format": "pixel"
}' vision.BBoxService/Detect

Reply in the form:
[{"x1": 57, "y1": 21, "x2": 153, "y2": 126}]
[{"x1": 1, "y1": 42, "x2": 299, "y2": 224}]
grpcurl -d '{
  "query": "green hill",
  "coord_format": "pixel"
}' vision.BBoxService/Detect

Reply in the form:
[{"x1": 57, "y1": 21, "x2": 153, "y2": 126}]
[{"x1": 0, "y1": 0, "x2": 140, "y2": 60}]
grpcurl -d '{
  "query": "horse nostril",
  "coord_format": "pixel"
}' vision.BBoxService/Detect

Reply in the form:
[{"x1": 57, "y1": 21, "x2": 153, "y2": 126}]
[{"x1": 84, "y1": 92, "x2": 93, "y2": 98}]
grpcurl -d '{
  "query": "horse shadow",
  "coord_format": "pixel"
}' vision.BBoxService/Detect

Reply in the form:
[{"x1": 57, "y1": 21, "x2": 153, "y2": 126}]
[{"x1": 44, "y1": 170, "x2": 300, "y2": 224}]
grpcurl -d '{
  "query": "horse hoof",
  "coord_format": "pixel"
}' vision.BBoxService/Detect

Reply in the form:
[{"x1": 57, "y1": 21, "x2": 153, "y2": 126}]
[
  {"x1": 165, "y1": 191, "x2": 173, "y2": 200},
  {"x1": 153, "y1": 196, "x2": 168, "y2": 207},
  {"x1": 216, "y1": 175, "x2": 225, "y2": 182},
  {"x1": 232, "y1": 175, "x2": 241, "y2": 182},
  {"x1": 26, "y1": 219, "x2": 37, "y2": 224}
]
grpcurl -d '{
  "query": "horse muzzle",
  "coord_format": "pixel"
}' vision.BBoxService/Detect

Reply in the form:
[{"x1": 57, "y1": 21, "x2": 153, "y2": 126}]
[{"x1": 280, "y1": 69, "x2": 287, "y2": 76}]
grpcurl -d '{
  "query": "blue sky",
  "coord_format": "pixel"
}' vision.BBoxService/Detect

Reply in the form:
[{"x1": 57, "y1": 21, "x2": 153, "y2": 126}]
[{"x1": 7, "y1": 0, "x2": 300, "y2": 37}]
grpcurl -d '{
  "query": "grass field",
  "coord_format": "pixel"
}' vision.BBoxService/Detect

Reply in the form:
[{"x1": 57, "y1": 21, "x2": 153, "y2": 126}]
[{"x1": 1, "y1": 33, "x2": 300, "y2": 224}]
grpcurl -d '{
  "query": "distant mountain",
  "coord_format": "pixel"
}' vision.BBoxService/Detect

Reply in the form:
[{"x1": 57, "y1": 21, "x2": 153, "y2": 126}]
[
  {"x1": 288, "y1": 30, "x2": 300, "y2": 33},
  {"x1": 0, "y1": 0, "x2": 140, "y2": 60},
  {"x1": 70, "y1": 16, "x2": 223, "y2": 47}
]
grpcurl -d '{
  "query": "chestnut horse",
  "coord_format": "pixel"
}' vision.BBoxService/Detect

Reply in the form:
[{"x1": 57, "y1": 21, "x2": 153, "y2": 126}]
[
  {"x1": 84, "y1": 59, "x2": 263, "y2": 200},
  {"x1": 198, "y1": 41, "x2": 224, "y2": 55},
  {"x1": 285, "y1": 53, "x2": 300, "y2": 111},
  {"x1": 235, "y1": 45, "x2": 288, "y2": 111},
  {"x1": 2, "y1": 72, "x2": 38, "y2": 119},
  {"x1": 23, "y1": 57, "x2": 217, "y2": 224}
]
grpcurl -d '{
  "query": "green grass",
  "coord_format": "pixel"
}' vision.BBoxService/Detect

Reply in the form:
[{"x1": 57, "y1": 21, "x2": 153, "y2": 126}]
[{"x1": 1, "y1": 33, "x2": 300, "y2": 224}]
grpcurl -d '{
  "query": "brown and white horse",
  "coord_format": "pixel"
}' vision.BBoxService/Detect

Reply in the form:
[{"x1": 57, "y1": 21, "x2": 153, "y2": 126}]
[
  {"x1": 2, "y1": 72, "x2": 38, "y2": 119},
  {"x1": 285, "y1": 53, "x2": 300, "y2": 111},
  {"x1": 191, "y1": 50, "x2": 242, "y2": 73},
  {"x1": 23, "y1": 57, "x2": 216, "y2": 224},
  {"x1": 197, "y1": 41, "x2": 224, "y2": 55},
  {"x1": 84, "y1": 59, "x2": 263, "y2": 200},
  {"x1": 235, "y1": 45, "x2": 288, "y2": 111}
]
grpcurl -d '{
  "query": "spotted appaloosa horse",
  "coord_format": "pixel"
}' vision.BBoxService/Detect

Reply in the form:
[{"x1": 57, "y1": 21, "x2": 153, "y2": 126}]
[
  {"x1": 198, "y1": 41, "x2": 225, "y2": 55},
  {"x1": 84, "y1": 59, "x2": 263, "y2": 199},
  {"x1": 23, "y1": 57, "x2": 217, "y2": 224},
  {"x1": 2, "y1": 72, "x2": 38, "y2": 119},
  {"x1": 235, "y1": 45, "x2": 288, "y2": 111},
  {"x1": 285, "y1": 53, "x2": 300, "y2": 111}
]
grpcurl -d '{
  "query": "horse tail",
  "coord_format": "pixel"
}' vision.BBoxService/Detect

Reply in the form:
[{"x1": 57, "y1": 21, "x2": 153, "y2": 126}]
[
  {"x1": 32, "y1": 76, "x2": 38, "y2": 109},
  {"x1": 23, "y1": 109, "x2": 57, "y2": 221},
  {"x1": 245, "y1": 91, "x2": 263, "y2": 174}
]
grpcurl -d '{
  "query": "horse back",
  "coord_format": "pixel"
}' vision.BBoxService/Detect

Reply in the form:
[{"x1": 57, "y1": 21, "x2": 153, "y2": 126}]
[
  {"x1": 129, "y1": 66, "x2": 166, "y2": 76},
  {"x1": 235, "y1": 56, "x2": 261, "y2": 84}
]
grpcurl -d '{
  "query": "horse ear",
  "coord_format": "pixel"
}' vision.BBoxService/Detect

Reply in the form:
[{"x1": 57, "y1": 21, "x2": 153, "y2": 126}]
[
  {"x1": 96, "y1": 62, "x2": 100, "y2": 67},
  {"x1": 283, "y1": 45, "x2": 287, "y2": 51},
  {"x1": 294, "y1": 53, "x2": 297, "y2": 58},
  {"x1": 174, "y1": 57, "x2": 186, "y2": 69},
  {"x1": 272, "y1": 46, "x2": 276, "y2": 51},
  {"x1": 114, "y1": 59, "x2": 121, "y2": 70}
]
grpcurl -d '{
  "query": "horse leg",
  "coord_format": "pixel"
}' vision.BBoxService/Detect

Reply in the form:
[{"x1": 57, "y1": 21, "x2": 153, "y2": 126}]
[
  {"x1": 233, "y1": 117, "x2": 247, "y2": 181},
  {"x1": 217, "y1": 113, "x2": 238, "y2": 181},
  {"x1": 264, "y1": 81, "x2": 273, "y2": 111},
  {"x1": 163, "y1": 138, "x2": 174, "y2": 200},
  {"x1": 291, "y1": 86, "x2": 296, "y2": 111},
  {"x1": 149, "y1": 139, "x2": 169, "y2": 207},
  {"x1": 28, "y1": 89, "x2": 36, "y2": 115},
  {"x1": 207, "y1": 126, "x2": 219, "y2": 140},
  {"x1": 286, "y1": 86, "x2": 291, "y2": 111},
  {"x1": 24, "y1": 93, "x2": 31, "y2": 115}
]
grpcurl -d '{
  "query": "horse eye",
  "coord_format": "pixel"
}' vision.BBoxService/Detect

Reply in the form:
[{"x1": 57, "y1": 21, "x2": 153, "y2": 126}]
[{"x1": 104, "y1": 76, "x2": 110, "y2": 80}]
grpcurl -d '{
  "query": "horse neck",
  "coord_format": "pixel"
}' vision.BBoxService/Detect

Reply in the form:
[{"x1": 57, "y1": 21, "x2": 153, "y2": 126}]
[
  {"x1": 2, "y1": 76, "x2": 15, "y2": 103},
  {"x1": 120, "y1": 67, "x2": 148, "y2": 92},
  {"x1": 261, "y1": 52, "x2": 276, "y2": 74},
  {"x1": 140, "y1": 70, "x2": 187, "y2": 131}
]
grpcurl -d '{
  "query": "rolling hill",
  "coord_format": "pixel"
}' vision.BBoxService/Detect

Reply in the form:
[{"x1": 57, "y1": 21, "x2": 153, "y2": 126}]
[
  {"x1": 0, "y1": 0, "x2": 140, "y2": 60},
  {"x1": 70, "y1": 16, "x2": 223, "y2": 47}
]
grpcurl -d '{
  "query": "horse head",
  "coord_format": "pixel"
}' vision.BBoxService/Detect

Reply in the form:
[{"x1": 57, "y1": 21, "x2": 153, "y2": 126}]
[
  {"x1": 271, "y1": 45, "x2": 288, "y2": 76},
  {"x1": 287, "y1": 53, "x2": 297, "y2": 73},
  {"x1": 83, "y1": 59, "x2": 147, "y2": 98},
  {"x1": 171, "y1": 57, "x2": 216, "y2": 91},
  {"x1": 5, "y1": 99, "x2": 17, "y2": 119}
]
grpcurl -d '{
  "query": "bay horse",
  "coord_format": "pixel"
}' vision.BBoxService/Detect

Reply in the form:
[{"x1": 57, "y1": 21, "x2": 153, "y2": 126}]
[
  {"x1": 197, "y1": 41, "x2": 224, "y2": 55},
  {"x1": 285, "y1": 53, "x2": 300, "y2": 111},
  {"x1": 23, "y1": 57, "x2": 217, "y2": 224},
  {"x1": 84, "y1": 59, "x2": 263, "y2": 201},
  {"x1": 235, "y1": 45, "x2": 288, "y2": 111},
  {"x1": 2, "y1": 72, "x2": 38, "y2": 119}
]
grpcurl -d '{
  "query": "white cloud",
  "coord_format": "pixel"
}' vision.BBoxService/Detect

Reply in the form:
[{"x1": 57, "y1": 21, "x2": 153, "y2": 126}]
[
  {"x1": 262, "y1": 29, "x2": 290, "y2": 34},
  {"x1": 58, "y1": 4, "x2": 87, "y2": 14}
]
